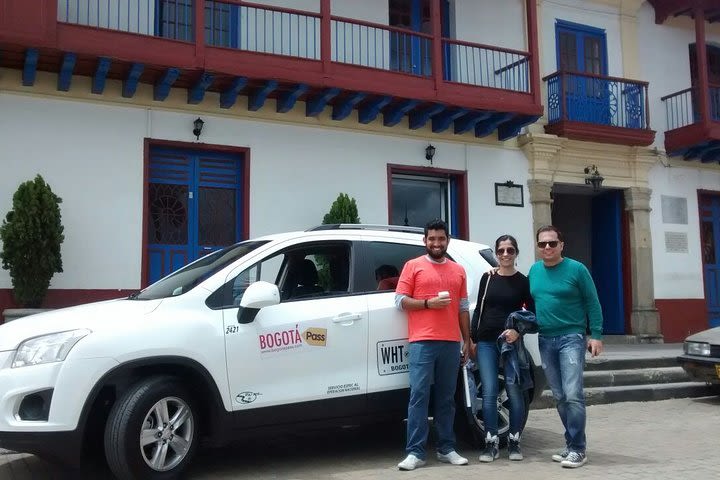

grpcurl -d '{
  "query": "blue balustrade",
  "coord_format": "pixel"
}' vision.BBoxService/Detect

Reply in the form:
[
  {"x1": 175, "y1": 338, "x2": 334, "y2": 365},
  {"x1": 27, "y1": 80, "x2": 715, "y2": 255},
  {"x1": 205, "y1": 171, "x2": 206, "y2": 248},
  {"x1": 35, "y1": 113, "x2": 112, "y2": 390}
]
[
  {"x1": 443, "y1": 39, "x2": 529, "y2": 92},
  {"x1": 710, "y1": 85, "x2": 720, "y2": 122},
  {"x1": 545, "y1": 71, "x2": 649, "y2": 129}
]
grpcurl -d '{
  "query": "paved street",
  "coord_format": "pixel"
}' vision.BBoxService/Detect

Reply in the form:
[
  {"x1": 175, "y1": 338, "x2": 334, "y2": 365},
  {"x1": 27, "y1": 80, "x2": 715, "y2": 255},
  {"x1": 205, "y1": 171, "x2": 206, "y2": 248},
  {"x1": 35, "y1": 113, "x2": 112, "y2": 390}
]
[{"x1": 1, "y1": 396, "x2": 718, "y2": 479}]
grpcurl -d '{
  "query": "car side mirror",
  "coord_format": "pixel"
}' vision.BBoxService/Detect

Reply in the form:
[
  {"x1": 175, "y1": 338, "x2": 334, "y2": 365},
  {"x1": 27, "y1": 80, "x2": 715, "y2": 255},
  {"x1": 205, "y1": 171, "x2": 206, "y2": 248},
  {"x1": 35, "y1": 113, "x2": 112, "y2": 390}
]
[
  {"x1": 237, "y1": 281, "x2": 280, "y2": 324},
  {"x1": 240, "y1": 281, "x2": 280, "y2": 309}
]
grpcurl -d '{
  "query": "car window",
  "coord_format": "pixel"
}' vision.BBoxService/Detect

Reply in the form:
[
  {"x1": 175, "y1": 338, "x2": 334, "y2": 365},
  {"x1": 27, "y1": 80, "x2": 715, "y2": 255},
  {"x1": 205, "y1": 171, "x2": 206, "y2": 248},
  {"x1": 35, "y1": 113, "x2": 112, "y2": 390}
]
[
  {"x1": 363, "y1": 241, "x2": 427, "y2": 292},
  {"x1": 134, "y1": 241, "x2": 268, "y2": 300},
  {"x1": 207, "y1": 241, "x2": 352, "y2": 309}
]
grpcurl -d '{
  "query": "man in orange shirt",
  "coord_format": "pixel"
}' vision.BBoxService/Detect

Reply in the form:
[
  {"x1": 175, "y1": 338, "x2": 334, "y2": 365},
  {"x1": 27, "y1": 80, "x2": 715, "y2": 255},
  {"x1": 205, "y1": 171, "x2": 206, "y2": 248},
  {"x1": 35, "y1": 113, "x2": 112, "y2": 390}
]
[{"x1": 394, "y1": 219, "x2": 471, "y2": 471}]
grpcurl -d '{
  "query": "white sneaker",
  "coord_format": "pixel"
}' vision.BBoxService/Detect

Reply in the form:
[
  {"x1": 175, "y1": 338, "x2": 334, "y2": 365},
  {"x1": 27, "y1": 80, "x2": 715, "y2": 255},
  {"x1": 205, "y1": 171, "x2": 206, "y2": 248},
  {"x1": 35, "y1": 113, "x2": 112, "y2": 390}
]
[
  {"x1": 436, "y1": 450, "x2": 469, "y2": 465},
  {"x1": 398, "y1": 454, "x2": 426, "y2": 471}
]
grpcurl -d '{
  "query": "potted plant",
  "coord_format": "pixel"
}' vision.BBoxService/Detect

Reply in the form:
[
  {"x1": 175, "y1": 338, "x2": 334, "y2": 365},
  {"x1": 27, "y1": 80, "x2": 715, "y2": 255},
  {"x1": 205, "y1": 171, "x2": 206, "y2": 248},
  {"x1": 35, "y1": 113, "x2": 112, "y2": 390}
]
[
  {"x1": 317, "y1": 193, "x2": 360, "y2": 288},
  {"x1": 322, "y1": 193, "x2": 361, "y2": 225},
  {"x1": 0, "y1": 175, "x2": 64, "y2": 322}
]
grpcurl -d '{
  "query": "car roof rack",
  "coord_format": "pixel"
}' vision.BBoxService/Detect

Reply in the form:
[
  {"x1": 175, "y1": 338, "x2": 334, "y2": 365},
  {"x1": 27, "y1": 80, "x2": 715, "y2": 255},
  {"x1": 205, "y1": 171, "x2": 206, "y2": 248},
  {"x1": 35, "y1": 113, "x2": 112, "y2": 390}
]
[{"x1": 307, "y1": 224, "x2": 424, "y2": 234}]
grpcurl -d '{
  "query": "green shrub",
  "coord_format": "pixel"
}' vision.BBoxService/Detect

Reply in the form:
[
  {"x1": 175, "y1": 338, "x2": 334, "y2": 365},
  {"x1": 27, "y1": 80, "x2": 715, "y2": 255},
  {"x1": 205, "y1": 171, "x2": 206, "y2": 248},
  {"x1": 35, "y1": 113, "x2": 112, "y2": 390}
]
[
  {"x1": 322, "y1": 193, "x2": 360, "y2": 225},
  {"x1": 0, "y1": 175, "x2": 65, "y2": 307}
]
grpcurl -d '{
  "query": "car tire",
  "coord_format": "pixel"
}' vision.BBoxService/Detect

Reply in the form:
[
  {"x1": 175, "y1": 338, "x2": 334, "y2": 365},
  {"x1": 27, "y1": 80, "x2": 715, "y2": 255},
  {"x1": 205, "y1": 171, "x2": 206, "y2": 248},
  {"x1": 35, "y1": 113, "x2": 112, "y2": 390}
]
[
  {"x1": 455, "y1": 371, "x2": 530, "y2": 448},
  {"x1": 104, "y1": 376, "x2": 198, "y2": 480}
]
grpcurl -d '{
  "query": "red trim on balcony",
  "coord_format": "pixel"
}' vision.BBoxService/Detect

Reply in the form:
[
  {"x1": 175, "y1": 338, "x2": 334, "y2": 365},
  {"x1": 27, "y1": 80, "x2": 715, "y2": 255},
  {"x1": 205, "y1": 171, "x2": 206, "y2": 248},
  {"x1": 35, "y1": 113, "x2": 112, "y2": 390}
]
[
  {"x1": 648, "y1": 0, "x2": 720, "y2": 24},
  {"x1": 664, "y1": 122, "x2": 720, "y2": 156},
  {"x1": 0, "y1": 0, "x2": 543, "y2": 119},
  {"x1": 544, "y1": 121, "x2": 655, "y2": 146}
]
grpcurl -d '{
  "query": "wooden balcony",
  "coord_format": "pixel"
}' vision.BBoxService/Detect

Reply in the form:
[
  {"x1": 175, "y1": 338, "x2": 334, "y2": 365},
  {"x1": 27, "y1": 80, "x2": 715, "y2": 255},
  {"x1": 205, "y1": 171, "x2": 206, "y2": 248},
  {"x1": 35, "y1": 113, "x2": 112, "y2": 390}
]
[
  {"x1": 543, "y1": 71, "x2": 655, "y2": 146},
  {"x1": 661, "y1": 86, "x2": 720, "y2": 162},
  {"x1": 0, "y1": 0, "x2": 543, "y2": 140}
]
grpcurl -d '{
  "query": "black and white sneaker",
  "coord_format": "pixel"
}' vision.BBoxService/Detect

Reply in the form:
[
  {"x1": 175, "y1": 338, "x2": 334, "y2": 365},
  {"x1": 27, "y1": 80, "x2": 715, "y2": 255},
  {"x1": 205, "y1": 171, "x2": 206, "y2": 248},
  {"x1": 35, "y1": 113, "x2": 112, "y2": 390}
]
[
  {"x1": 561, "y1": 451, "x2": 587, "y2": 468},
  {"x1": 508, "y1": 432, "x2": 523, "y2": 461},
  {"x1": 551, "y1": 448, "x2": 569, "y2": 462}
]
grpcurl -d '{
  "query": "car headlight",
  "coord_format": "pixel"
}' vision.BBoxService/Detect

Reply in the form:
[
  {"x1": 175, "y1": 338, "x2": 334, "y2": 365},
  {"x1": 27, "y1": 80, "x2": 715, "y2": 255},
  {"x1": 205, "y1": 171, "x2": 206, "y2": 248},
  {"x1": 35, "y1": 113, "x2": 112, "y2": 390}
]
[
  {"x1": 684, "y1": 341, "x2": 711, "y2": 357},
  {"x1": 12, "y1": 329, "x2": 91, "y2": 368}
]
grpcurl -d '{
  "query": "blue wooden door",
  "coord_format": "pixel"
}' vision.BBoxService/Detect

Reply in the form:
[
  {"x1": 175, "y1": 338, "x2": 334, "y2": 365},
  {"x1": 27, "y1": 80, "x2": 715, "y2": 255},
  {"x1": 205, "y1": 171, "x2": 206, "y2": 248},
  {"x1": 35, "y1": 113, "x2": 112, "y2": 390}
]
[
  {"x1": 556, "y1": 21, "x2": 609, "y2": 124},
  {"x1": 147, "y1": 147, "x2": 244, "y2": 284},
  {"x1": 700, "y1": 194, "x2": 720, "y2": 328},
  {"x1": 591, "y1": 190, "x2": 625, "y2": 335}
]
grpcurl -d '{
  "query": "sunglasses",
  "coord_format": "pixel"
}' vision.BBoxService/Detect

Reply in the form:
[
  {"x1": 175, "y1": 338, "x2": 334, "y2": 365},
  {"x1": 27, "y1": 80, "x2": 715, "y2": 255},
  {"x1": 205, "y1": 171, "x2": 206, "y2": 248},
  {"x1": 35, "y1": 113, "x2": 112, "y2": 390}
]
[
  {"x1": 537, "y1": 241, "x2": 560, "y2": 248},
  {"x1": 496, "y1": 247, "x2": 516, "y2": 255}
]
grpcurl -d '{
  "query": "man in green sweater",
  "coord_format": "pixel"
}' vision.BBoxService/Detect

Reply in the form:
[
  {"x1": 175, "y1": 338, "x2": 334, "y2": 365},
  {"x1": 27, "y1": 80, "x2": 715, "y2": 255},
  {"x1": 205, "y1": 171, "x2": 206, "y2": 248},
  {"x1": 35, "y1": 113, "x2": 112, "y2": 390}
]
[{"x1": 528, "y1": 225, "x2": 603, "y2": 469}]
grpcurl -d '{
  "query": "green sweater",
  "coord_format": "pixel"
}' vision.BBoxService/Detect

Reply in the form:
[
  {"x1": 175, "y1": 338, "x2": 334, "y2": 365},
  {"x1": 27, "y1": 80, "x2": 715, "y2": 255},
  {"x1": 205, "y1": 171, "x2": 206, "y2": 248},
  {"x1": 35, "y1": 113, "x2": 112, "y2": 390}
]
[{"x1": 528, "y1": 257, "x2": 603, "y2": 340}]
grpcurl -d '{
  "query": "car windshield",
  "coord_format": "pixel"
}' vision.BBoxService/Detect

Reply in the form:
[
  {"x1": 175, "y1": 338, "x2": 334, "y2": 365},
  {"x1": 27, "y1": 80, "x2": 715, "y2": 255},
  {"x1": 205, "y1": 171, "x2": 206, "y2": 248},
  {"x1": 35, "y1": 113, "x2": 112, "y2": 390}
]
[{"x1": 132, "y1": 241, "x2": 269, "y2": 300}]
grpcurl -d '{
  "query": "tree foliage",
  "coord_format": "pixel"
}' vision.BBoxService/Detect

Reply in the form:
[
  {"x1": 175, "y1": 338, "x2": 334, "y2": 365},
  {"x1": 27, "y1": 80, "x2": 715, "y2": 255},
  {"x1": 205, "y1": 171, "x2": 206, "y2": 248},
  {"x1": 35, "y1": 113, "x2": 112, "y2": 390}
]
[
  {"x1": 0, "y1": 175, "x2": 65, "y2": 307},
  {"x1": 322, "y1": 193, "x2": 360, "y2": 225}
]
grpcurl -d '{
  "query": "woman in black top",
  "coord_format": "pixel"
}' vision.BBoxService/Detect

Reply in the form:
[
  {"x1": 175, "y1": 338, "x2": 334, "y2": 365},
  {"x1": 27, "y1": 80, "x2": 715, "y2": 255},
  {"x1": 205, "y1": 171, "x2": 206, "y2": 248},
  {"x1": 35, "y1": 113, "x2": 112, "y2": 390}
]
[{"x1": 470, "y1": 234, "x2": 534, "y2": 463}]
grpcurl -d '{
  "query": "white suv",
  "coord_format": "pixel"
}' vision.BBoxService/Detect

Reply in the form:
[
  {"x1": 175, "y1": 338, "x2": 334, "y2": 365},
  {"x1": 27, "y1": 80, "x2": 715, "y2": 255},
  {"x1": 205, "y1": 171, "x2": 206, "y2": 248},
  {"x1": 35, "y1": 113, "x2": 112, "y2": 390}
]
[{"x1": 0, "y1": 225, "x2": 544, "y2": 479}]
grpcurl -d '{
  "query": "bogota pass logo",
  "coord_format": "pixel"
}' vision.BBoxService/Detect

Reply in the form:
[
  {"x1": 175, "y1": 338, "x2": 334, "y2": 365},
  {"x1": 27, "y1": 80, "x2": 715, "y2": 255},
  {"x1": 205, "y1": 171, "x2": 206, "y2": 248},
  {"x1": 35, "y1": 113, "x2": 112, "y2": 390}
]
[{"x1": 303, "y1": 327, "x2": 327, "y2": 347}]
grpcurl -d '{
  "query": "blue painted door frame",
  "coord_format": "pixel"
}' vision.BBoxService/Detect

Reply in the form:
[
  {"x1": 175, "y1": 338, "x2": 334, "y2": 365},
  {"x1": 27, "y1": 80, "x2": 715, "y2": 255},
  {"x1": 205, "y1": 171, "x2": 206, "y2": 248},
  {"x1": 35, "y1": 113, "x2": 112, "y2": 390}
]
[
  {"x1": 591, "y1": 190, "x2": 625, "y2": 335},
  {"x1": 390, "y1": 0, "x2": 450, "y2": 76},
  {"x1": 556, "y1": 20, "x2": 610, "y2": 124},
  {"x1": 700, "y1": 194, "x2": 720, "y2": 328},
  {"x1": 147, "y1": 147, "x2": 244, "y2": 284}
]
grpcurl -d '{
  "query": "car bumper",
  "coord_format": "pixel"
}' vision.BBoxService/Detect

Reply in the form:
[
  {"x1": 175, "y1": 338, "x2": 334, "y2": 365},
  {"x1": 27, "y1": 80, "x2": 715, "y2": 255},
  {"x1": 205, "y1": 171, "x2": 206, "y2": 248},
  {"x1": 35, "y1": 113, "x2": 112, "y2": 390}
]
[{"x1": 677, "y1": 354, "x2": 720, "y2": 384}]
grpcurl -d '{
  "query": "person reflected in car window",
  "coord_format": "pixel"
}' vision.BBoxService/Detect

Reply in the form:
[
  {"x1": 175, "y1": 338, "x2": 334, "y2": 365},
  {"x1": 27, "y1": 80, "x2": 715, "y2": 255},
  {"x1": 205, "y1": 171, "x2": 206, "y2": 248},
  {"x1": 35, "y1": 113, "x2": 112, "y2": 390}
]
[{"x1": 375, "y1": 264, "x2": 400, "y2": 291}]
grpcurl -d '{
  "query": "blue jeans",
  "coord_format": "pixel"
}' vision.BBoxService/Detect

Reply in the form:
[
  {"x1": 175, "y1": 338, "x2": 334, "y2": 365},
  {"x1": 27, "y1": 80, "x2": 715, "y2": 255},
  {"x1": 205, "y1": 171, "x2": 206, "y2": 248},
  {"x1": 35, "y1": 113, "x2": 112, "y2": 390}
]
[
  {"x1": 539, "y1": 333, "x2": 587, "y2": 453},
  {"x1": 406, "y1": 340, "x2": 460, "y2": 459},
  {"x1": 476, "y1": 340, "x2": 526, "y2": 436}
]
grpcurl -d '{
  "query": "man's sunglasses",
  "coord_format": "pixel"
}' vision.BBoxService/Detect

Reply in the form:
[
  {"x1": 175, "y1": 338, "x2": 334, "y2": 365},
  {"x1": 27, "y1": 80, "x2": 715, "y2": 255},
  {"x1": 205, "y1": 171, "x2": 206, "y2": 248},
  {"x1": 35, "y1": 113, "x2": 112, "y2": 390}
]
[
  {"x1": 537, "y1": 241, "x2": 559, "y2": 248},
  {"x1": 496, "y1": 247, "x2": 516, "y2": 255}
]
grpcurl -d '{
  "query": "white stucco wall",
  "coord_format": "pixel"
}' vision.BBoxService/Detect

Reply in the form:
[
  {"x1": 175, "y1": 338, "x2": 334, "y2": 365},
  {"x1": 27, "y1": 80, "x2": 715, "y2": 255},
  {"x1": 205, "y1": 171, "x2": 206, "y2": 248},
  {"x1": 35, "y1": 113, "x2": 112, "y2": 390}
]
[
  {"x1": 648, "y1": 163, "x2": 720, "y2": 299},
  {"x1": 0, "y1": 93, "x2": 535, "y2": 291},
  {"x1": 454, "y1": 0, "x2": 526, "y2": 51}
]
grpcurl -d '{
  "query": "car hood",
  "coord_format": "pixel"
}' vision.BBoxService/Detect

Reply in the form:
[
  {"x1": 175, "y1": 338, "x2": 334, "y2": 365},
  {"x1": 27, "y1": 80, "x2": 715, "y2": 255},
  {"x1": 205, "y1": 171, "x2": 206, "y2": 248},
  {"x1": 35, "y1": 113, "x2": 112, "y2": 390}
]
[
  {"x1": 686, "y1": 326, "x2": 720, "y2": 344},
  {"x1": 0, "y1": 299, "x2": 162, "y2": 351}
]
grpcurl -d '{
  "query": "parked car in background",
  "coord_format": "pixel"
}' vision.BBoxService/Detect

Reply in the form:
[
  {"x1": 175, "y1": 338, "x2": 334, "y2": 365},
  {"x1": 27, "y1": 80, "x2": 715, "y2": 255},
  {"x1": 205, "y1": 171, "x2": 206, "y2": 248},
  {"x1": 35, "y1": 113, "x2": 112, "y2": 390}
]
[
  {"x1": 0, "y1": 225, "x2": 544, "y2": 480},
  {"x1": 677, "y1": 327, "x2": 720, "y2": 385}
]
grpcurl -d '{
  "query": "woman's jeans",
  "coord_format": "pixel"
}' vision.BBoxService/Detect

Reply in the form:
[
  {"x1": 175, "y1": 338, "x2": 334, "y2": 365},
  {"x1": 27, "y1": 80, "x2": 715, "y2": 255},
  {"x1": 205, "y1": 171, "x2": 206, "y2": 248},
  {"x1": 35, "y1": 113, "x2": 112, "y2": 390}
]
[
  {"x1": 406, "y1": 340, "x2": 460, "y2": 459},
  {"x1": 538, "y1": 333, "x2": 587, "y2": 453},
  {"x1": 475, "y1": 340, "x2": 526, "y2": 437}
]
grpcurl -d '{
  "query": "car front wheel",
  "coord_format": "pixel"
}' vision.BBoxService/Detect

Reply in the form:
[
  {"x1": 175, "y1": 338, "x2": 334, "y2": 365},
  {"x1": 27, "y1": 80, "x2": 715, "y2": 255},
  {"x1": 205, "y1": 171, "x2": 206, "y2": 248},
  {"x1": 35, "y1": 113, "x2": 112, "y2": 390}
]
[
  {"x1": 104, "y1": 376, "x2": 198, "y2": 480},
  {"x1": 456, "y1": 371, "x2": 530, "y2": 447}
]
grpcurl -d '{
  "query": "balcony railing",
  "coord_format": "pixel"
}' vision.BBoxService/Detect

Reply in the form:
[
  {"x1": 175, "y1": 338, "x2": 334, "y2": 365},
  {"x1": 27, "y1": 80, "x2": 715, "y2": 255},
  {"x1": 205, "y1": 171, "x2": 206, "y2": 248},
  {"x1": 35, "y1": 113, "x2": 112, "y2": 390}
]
[
  {"x1": 331, "y1": 17, "x2": 432, "y2": 76},
  {"x1": 545, "y1": 71, "x2": 650, "y2": 129},
  {"x1": 443, "y1": 39, "x2": 529, "y2": 92},
  {"x1": 662, "y1": 85, "x2": 720, "y2": 131},
  {"x1": 56, "y1": 0, "x2": 534, "y2": 92}
]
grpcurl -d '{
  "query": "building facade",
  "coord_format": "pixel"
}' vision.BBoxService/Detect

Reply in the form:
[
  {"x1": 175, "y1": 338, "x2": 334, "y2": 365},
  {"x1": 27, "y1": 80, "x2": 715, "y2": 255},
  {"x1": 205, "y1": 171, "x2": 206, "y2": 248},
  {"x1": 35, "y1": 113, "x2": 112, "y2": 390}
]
[{"x1": 0, "y1": 0, "x2": 718, "y2": 342}]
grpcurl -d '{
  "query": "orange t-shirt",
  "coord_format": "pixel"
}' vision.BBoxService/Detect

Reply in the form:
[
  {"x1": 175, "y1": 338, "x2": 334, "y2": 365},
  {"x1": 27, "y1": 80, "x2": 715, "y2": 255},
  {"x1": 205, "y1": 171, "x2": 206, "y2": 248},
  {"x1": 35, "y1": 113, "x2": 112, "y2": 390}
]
[{"x1": 396, "y1": 256, "x2": 468, "y2": 342}]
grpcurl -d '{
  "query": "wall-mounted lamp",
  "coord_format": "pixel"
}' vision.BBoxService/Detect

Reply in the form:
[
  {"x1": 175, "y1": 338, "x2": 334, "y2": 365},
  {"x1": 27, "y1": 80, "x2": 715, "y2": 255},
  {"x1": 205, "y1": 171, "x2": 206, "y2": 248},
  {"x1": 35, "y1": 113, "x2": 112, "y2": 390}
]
[
  {"x1": 425, "y1": 144, "x2": 436, "y2": 164},
  {"x1": 193, "y1": 117, "x2": 204, "y2": 141},
  {"x1": 584, "y1": 165, "x2": 604, "y2": 191}
]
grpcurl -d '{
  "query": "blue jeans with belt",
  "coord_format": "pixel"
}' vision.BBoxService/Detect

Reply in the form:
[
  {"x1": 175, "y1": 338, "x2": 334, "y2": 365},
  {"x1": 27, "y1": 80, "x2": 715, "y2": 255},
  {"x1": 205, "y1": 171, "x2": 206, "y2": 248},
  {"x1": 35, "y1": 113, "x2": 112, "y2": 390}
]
[
  {"x1": 476, "y1": 340, "x2": 526, "y2": 436},
  {"x1": 406, "y1": 340, "x2": 461, "y2": 459},
  {"x1": 539, "y1": 333, "x2": 587, "y2": 453}
]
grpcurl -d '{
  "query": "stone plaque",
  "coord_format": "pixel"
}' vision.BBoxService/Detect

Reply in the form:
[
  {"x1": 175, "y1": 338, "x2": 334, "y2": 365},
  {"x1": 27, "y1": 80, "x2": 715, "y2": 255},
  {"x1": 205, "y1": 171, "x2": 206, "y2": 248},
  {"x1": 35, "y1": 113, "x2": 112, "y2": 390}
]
[
  {"x1": 661, "y1": 195, "x2": 688, "y2": 225},
  {"x1": 664, "y1": 231, "x2": 688, "y2": 254}
]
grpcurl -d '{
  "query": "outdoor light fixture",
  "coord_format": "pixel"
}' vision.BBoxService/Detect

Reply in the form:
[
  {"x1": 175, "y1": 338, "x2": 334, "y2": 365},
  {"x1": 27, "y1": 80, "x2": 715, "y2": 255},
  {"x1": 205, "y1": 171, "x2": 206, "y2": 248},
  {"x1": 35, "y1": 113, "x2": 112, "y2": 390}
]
[
  {"x1": 425, "y1": 144, "x2": 436, "y2": 164},
  {"x1": 584, "y1": 165, "x2": 604, "y2": 191},
  {"x1": 193, "y1": 117, "x2": 204, "y2": 141}
]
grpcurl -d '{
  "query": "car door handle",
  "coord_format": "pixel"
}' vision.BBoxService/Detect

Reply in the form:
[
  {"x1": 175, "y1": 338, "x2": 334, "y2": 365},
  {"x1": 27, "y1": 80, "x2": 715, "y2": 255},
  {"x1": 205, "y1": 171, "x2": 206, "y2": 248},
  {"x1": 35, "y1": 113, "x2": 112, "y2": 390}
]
[{"x1": 332, "y1": 313, "x2": 362, "y2": 324}]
